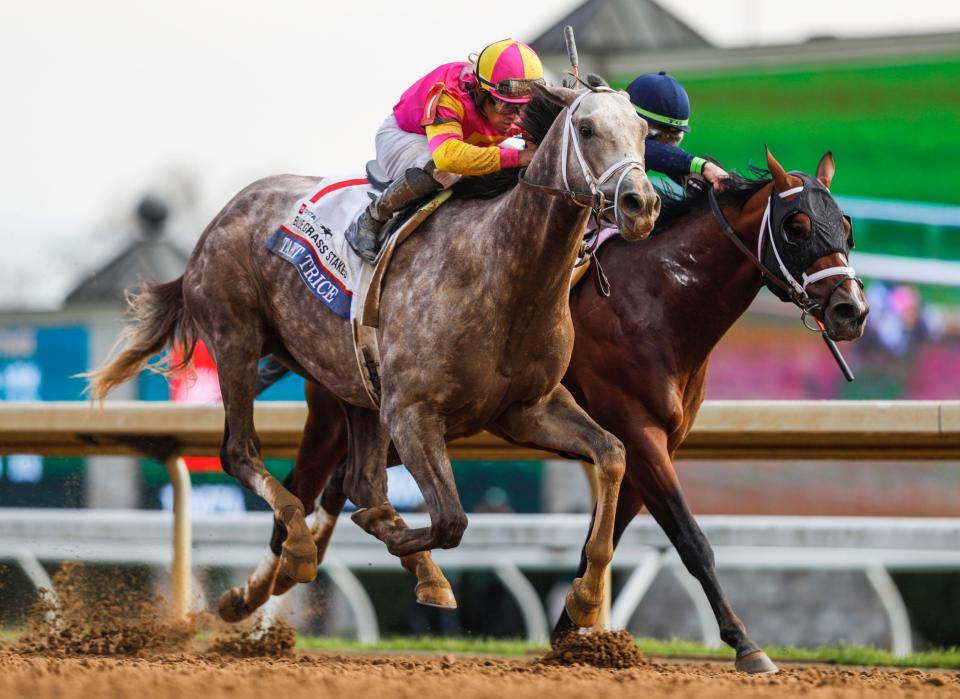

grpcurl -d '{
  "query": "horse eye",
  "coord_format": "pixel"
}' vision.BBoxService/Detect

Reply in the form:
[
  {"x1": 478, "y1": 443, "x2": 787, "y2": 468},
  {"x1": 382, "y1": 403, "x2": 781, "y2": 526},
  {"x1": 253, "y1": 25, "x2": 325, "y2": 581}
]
[
  {"x1": 579, "y1": 124, "x2": 593, "y2": 139},
  {"x1": 843, "y1": 214, "x2": 855, "y2": 249},
  {"x1": 782, "y1": 213, "x2": 811, "y2": 242}
]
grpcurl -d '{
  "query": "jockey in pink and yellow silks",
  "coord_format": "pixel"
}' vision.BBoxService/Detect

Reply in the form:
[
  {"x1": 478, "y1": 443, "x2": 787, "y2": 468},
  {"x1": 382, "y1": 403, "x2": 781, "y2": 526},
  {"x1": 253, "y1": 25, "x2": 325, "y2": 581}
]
[{"x1": 346, "y1": 39, "x2": 544, "y2": 263}]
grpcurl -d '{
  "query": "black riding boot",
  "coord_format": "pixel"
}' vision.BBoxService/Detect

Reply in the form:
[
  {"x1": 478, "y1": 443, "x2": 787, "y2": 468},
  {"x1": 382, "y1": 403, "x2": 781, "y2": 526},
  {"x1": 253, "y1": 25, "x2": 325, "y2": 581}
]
[{"x1": 345, "y1": 167, "x2": 442, "y2": 263}]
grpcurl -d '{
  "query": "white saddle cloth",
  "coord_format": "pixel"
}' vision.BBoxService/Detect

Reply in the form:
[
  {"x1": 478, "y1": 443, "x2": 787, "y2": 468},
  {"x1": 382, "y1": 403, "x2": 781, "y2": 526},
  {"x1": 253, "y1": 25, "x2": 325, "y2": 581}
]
[{"x1": 267, "y1": 175, "x2": 376, "y2": 319}]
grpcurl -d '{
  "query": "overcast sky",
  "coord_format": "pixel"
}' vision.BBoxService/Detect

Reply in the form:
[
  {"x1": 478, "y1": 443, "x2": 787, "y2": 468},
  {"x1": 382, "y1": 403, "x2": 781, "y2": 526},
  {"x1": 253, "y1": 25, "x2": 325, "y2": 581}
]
[{"x1": 2, "y1": 0, "x2": 959, "y2": 309}]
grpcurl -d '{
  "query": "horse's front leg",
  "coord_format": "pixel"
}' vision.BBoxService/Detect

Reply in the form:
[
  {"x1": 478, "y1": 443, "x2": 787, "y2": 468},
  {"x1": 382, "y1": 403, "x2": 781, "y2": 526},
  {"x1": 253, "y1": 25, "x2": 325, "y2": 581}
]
[
  {"x1": 551, "y1": 475, "x2": 646, "y2": 637},
  {"x1": 368, "y1": 402, "x2": 468, "y2": 559},
  {"x1": 343, "y1": 406, "x2": 458, "y2": 608},
  {"x1": 491, "y1": 386, "x2": 626, "y2": 628},
  {"x1": 628, "y1": 423, "x2": 778, "y2": 674}
]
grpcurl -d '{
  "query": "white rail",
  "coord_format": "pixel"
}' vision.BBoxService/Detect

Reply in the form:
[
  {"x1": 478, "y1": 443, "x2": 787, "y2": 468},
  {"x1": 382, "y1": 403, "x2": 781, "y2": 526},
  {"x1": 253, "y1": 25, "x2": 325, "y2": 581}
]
[{"x1": 1, "y1": 509, "x2": 956, "y2": 654}]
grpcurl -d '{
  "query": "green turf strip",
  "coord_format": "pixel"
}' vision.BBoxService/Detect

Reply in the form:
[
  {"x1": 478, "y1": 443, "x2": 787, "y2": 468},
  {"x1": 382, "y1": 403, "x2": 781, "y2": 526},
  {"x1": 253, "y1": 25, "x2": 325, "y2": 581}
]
[
  {"x1": 612, "y1": 54, "x2": 960, "y2": 207},
  {"x1": 296, "y1": 635, "x2": 960, "y2": 669},
  {"x1": 610, "y1": 53, "x2": 960, "y2": 305}
]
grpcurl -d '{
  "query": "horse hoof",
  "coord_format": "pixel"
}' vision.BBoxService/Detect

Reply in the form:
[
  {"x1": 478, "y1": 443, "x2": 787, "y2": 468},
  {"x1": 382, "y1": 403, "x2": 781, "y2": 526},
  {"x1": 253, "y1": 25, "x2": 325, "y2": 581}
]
[
  {"x1": 218, "y1": 587, "x2": 255, "y2": 623},
  {"x1": 735, "y1": 650, "x2": 779, "y2": 674},
  {"x1": 280, "y1": 543, "x2": 317, "y2": 584},
  {"x1": 564, "y1": 578, "x2": 601, "y2": 628},
  {"x1": 272, "y1": 572, "x2": 298, "y2": 597},
  {"x1": 415, "y1": 580, "x2": 458, "y2": 609}
]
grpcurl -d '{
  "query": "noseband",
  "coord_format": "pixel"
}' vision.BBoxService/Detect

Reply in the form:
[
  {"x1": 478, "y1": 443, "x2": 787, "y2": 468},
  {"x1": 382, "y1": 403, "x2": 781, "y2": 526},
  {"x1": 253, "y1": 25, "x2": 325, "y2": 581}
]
[{"x1": 519, "y1": 88, "x2": 645, "y2": 231}]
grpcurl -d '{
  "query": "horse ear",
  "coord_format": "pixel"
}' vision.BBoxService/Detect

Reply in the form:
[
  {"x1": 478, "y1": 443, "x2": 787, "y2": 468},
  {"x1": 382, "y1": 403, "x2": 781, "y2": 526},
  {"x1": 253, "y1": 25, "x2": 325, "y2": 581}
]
[
  {"x1": 534, "y1": 83, "x2": 578, "y2": 108},
  {"x1": 766, "y1": 147, "x2": 802, "y2": 194},
  {"x1": 816, "y1": 151, "x2": 835, "y2": 189},
  {"x1": 585, "y1": 73, "x2": 609, "y2": 89}
]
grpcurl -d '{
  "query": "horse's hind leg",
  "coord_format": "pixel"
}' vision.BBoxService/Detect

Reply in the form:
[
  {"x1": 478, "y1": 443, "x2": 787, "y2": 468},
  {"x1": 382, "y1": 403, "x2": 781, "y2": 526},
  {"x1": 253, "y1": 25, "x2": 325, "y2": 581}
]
[
  {"x1": 490, "y1": 386, "x2": 625, "y2": 629},
  {"x1": 211, "y1": 338, "x2": 317, "y2": 589},
  {"x1": 218, "y1": 442, "x2": 346, "y2": 622},
  {"x1": 221, "y1": 460, "x2": 349, "y2": 622},
  {"x1": 218, "y1": 549, "x2": 282, "y2": 622},
  {"x1": 271, "y1": 458, "x2": 348, "y2": 597},
  {"x1": 269, "y1": 383, "x2": 349, "y2": 595},
  {"x1": 343, "y1": 407, "x2": 457, "y2": 608}
]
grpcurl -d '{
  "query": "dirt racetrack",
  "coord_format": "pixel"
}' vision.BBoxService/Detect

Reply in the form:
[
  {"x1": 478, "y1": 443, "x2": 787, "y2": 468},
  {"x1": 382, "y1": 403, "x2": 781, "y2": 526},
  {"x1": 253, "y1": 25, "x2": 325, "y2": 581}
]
[
  {"x1": 5, "y1": 567, "x2": 958, "y2": 698},
  {"x1": 2, "y1": 646, "x2": 959, "y2": 699}
]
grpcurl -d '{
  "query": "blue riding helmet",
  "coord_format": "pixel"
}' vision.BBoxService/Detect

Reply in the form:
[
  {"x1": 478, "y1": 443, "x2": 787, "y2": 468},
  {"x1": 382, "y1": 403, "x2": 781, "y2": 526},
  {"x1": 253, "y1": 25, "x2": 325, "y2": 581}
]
[{"x1": 626, "y1": 71, "x2": 691, "y2": 133}]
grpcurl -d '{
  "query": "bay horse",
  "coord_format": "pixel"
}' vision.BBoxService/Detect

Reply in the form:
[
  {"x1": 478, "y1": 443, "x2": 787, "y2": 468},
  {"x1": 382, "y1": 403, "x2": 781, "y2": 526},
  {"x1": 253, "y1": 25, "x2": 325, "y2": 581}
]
[
  {"x1": 85, "y1": 83, "x2": 661, "y2": 630},
  {"x1": 237, "y1": 149, "x2": 868, "y2": 674}
]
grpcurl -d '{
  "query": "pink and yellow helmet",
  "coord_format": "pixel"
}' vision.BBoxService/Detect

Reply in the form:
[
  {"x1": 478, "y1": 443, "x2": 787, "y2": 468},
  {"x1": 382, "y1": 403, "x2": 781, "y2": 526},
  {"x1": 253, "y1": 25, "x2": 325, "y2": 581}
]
[{"x1": 474, "y1": 38, "x2": 544, "y2": 104}]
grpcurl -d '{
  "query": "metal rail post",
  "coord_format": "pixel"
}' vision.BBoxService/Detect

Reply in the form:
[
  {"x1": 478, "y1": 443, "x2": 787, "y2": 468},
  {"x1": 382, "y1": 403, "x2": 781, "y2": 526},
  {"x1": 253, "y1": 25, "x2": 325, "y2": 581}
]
[
  {"x1": 580, "y1": 461, "x2": 612, "y2": 630},
  {"x1": 163, "y1": 456, "x2": 192, "y2": 620}
]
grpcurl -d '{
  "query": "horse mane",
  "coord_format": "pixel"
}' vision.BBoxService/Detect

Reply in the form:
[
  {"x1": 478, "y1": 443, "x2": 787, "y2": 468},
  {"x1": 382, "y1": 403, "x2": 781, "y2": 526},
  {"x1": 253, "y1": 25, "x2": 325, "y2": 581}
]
[
  {"x1": 452, "y1": 92, "x2": 564, "y2": 200},
  {"x1": 652, "y1": 166, "x2": 771, "y2": 235}
]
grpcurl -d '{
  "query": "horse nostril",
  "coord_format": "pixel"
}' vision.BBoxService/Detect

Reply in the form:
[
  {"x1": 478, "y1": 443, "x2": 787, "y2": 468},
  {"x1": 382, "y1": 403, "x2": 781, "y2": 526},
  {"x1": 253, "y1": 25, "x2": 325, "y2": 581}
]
[
  {"x1": 619, "y1": 193, "x2": 661, "y2": 219},
  {"x1": 830, "y1": 302, "x2": 859, "y2": 323},
  {"x1": 619, "y1": 192, "x2": 642, "y2": 216}
]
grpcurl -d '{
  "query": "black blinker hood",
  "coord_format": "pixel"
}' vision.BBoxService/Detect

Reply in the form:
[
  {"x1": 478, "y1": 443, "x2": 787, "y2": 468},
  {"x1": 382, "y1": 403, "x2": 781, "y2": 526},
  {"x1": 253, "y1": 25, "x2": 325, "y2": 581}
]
[{"x1": 762, "y1": 172, "x2": 853, "y2": 302}]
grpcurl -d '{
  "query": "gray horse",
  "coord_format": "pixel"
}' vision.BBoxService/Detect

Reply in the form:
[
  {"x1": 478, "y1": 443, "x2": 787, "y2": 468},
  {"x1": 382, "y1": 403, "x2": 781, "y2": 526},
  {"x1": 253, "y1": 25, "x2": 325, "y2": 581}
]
[{"x1": 86, "y1": 83, "x2": 660, "y2": 628}]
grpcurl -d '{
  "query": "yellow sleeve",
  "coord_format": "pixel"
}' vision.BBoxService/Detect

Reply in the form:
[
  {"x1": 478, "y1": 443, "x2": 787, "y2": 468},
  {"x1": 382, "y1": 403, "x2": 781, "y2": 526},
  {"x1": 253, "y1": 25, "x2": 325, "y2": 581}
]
[
  {"x1": 427, "y1": 124, "x2": 505, "y2": 175},
  {"x1": 425, "y1": 93, "x2": 506, "y2": 176}
]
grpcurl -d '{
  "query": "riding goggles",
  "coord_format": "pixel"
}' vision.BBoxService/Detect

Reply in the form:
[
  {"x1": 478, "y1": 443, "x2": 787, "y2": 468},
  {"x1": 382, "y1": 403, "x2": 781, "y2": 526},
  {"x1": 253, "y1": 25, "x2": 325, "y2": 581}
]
[
  {"x1": 487, "y1": 96, "x2": 524, "y2": 115},
  {"x1": 478, "y1": 76, "x2": 545, "y2": 103}
]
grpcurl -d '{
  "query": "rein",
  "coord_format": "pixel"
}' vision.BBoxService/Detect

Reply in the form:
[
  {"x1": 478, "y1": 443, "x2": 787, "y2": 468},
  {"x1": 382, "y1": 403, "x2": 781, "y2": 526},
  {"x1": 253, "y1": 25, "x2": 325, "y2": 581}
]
[
  {"x1": 707, "y1": 188, "x2": 809, "y2": 309},
  {"x1": 518, "y1": 167, "x2": 612, "y2": 297},
  {"x1": 707, "y1": 186, "x2": 857, "y2": 381},
  {"x1": 517, "y1": 169, "x2": 596, "y2": 208}
]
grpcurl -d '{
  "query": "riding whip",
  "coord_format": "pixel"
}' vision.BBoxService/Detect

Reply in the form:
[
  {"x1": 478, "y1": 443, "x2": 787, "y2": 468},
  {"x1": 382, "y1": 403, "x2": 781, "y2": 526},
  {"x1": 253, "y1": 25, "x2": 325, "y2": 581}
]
[
  {"x1": 563, "y1": 25, "x2": 579, "y2": 81},
  {"x1": 819, "y1": 322, "x2": 856, "y2": 382}
]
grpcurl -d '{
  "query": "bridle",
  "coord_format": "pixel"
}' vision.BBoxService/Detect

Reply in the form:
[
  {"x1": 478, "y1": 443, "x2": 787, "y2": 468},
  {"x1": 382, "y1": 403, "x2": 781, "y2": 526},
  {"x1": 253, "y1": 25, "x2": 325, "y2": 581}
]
[
  {"x1": 758, "y1": 184, "x2": 859, "y2": 316},
  {"x1": 707, "y1": 183, "x2": 862, "y2": 380},
  {"x1": 518, "y1": 87, "x2": 645, "y2": 233},
  {"x1": 708, "y1": 184, "x2": 860, "y2": 314}
]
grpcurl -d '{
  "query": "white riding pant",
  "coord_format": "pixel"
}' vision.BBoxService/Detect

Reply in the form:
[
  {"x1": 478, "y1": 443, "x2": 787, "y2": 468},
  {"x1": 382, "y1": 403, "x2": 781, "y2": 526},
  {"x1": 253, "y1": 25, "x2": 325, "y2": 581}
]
[{"x1": 374, "y1": 114, "x2": 461, "y2": 188}]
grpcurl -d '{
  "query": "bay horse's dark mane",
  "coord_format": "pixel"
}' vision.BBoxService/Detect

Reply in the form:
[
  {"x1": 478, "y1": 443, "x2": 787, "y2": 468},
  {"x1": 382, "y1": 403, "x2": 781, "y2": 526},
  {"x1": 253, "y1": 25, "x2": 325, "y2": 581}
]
[{"x1": 652, "y1": 166, "x2": 772, "y2": 235}]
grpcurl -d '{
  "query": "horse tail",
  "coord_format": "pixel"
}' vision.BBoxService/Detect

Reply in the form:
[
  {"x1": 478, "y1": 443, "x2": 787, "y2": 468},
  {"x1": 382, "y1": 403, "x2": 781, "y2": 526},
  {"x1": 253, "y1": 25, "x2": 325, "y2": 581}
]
[{"x1": 84, "y1": 277, "x2": 199, "y2": 401}]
